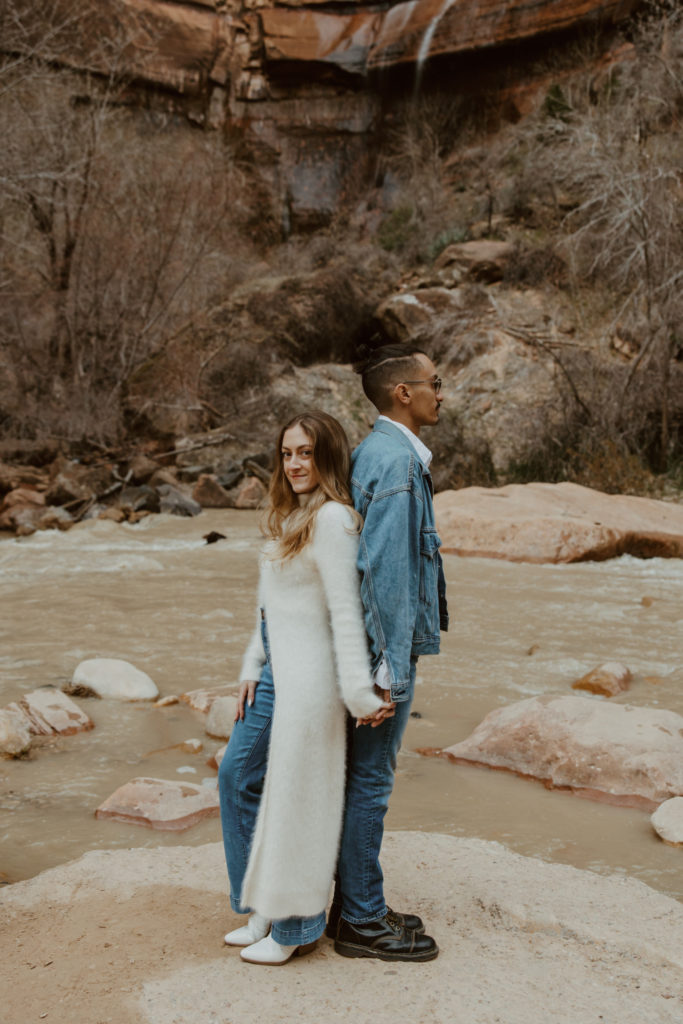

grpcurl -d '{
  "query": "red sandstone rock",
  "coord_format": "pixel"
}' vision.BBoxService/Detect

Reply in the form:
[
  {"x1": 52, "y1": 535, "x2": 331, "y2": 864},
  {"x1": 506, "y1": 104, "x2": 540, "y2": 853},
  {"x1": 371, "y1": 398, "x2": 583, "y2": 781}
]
[
  {"x1": 95, "y1": 776, "x2": 220, "y2": 830},
  {"x1": 572, "y1": 662, "x2": 632, "y2": 697},
  {"x1": 9, "y1": 689, "x2": 94, "y2": 737},
  {"x1": 443, "y1": 695, "x2": 683, "y2": 806},
  {"x1": 234, "y1": 476, "x2": 266, "y2": 509},
  {"x1": 179, "y1": 684, "x2": 239, "y2": 714},
  {"x1": 434, "y1": 482, "x2": 683, "y2": 563},
  {"x1": 192, "y1": 473, "x2": 235, "y2": 508},
  {"x1": 1, "y1": 486, "x2": 45, "y2": 510}
]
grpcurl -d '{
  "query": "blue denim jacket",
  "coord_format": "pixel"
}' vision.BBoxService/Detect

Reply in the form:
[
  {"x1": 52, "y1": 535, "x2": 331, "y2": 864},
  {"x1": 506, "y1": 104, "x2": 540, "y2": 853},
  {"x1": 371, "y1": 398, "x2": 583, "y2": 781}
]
[{"x1": 351, "y1": 419, "x2": 449, "y2": 702}]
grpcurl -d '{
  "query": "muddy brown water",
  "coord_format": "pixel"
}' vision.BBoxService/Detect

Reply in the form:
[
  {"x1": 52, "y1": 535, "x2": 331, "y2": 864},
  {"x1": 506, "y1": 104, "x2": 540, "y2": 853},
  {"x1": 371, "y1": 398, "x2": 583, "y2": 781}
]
[{"x1": 1, "y1": 510, "x2": 682, "y2": 898}]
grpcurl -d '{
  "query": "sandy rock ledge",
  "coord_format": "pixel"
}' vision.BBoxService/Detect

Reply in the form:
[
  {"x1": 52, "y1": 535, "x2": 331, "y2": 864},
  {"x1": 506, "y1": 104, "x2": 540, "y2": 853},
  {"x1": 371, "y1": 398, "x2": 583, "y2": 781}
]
[{"x1": 1, "y1": 833, "x2": 682, "y2": 1024}]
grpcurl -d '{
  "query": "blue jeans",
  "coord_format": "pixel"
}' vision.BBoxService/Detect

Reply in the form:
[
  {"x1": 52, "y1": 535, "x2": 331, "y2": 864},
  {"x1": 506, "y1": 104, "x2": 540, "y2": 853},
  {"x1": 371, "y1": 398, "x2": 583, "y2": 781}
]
[
  {"x1": 218, "y1": 655, "x2": 326, "y2": 946},
  {"x1": 334, "y1": 658, "x2": 417, "y2": 923}
]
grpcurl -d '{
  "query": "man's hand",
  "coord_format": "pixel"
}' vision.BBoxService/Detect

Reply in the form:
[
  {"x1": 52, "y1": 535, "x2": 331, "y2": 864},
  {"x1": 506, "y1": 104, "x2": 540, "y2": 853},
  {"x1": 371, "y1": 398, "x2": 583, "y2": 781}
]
[
  {"x1": 235, "y1": 679, "x2": 258, "y2": 721},
  {"x1": 356, "y1": 687, "x2": 396, "y2": 729}
]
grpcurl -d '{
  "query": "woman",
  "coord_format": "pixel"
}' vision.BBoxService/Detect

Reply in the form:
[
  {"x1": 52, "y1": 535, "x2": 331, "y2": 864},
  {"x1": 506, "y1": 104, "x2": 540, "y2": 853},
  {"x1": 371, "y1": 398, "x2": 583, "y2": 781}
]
[{"x1": 218, "y1": 411, "x2": 388, "y2": 965}]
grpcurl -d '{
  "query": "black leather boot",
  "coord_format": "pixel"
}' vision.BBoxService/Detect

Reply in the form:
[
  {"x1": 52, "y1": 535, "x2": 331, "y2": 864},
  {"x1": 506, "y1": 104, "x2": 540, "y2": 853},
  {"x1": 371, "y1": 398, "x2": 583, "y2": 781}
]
[
  {"x1": 334, "y1": 911, "x2": 438, "y2": 962},
  {"x1": 326, "y1": 903, "x2": 425, "y2": 939}
]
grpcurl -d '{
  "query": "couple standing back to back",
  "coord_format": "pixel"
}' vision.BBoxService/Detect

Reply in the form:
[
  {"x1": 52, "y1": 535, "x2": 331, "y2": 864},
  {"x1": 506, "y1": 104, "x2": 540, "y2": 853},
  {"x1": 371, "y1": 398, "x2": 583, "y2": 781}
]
[{"x1": 218, "y1": 342, "x2": 448, "y2": 965}]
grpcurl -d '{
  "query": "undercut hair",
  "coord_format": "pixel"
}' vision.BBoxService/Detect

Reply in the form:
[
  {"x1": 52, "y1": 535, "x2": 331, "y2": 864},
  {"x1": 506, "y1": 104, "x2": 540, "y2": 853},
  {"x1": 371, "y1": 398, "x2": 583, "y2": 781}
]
[{"x1": 356, "y1": 344, "x2": 428, "y2": 413}]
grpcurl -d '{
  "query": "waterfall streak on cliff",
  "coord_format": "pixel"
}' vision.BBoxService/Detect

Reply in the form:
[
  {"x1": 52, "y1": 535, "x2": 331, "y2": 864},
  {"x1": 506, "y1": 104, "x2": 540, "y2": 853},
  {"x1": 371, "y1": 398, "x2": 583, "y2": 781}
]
[{"x1": 416, "y1": 0, "x2": 458, "y2": 82}]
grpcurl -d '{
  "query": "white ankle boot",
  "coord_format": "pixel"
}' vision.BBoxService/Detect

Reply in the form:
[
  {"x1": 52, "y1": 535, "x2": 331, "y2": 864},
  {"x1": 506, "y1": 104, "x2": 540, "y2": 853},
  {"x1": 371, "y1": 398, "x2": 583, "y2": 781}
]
[
  {"x1": 240, "y1": 934, "x2": 317, "y2": 965},
  {"x1": 224, "y1": 912, "x2": 271, "y2": 947}
]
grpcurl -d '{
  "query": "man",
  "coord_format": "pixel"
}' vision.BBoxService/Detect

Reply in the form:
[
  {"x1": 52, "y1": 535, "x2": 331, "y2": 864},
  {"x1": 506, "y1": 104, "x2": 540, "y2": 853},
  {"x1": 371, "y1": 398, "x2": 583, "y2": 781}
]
[{"x1": 329, "y1": 343, "x2": 448, "y2": 962}]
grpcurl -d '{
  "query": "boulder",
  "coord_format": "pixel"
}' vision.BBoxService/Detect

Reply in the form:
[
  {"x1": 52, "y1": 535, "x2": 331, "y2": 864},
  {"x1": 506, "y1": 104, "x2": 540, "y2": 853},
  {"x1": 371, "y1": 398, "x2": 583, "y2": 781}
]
[
  {"x1": 376, "y1": 287, "x2": 469, "y2": 344},
  {"x1": 181, "y1": 738, "x2": 203, "y2": 754},
  {"x1": 207, "y1": 743, "x2": 228, "y2": 770},
  {"x1": 1, "y1": 486, "x2": 45, "y2": 511},
  {"x1": 70, "y1": 659, "x2": 159, "y2": 701},
  {"x1": 128, "y1": 454, "x2": 160, "y2": 484},
  {"x1": 572, "y1": 662, "x2": 632, "y2": 697},
  {"x1": 0, "y1": 707, "x2": 32, "y2": 757},
  {"x1": 179, "y1": 684, "x2": 238, "y2": 714},
  {"x1": 149, "y1": 468, "x2": 182, "y2": 488},
  {"x1": 205, "y1": 696, "x2": 237, "y2": 740},
  {"x1": 45, "y1": 467, "x2": 92, "y2": 506},
  {"x1": 157, "y1": 484, "x2": 202, "y2": 517},
  {"x1": 98, "y1": 507, "x2": 126, "y2": 523},
  {"x1": 95, "y1": 777, "x2": 220, "y2": 830},
  {"x1": 118, "y1": 485, "x2": 160, "y2": 514},
  {"x1": 443, "y1": 695, "x2": 683, "y2": 807},
  {"x1": 8, "y1": 689, "x2": 93, "y2": 737},
  {"x1": 651, "y1": 797, "x2": 683, "y2": 846},
  {"x1": 0, "y1": 461, "x2": 48, "y2": 494},
  {"x1": 37, "y1": 506, "x2": 75, "y2": 531},
  {"x1": 434, "y1": 240, "x2": 515, "y2": 283},
  {"x1": 192, "y1": 473, "x2": 235, "y2": 509},
  {"x1": 234, "y1": 476, "x2": 266, "y2": 509},
  {"x1": 434, "y1": 482, "x2": 683, "y2": 563}
]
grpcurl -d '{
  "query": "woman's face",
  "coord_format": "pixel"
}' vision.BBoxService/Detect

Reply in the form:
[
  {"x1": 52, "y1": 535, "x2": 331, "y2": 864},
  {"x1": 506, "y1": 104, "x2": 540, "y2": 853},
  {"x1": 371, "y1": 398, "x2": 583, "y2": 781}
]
[{"x1": 281, "y1": 424, "x2": 319, "y2": 495}]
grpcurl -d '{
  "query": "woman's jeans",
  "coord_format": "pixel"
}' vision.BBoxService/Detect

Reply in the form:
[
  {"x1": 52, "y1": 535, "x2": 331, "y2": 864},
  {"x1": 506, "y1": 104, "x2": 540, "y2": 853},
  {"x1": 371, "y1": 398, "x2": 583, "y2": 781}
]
[{"x1": 218, "y1": 657, "x2": 326, "y2": 946}]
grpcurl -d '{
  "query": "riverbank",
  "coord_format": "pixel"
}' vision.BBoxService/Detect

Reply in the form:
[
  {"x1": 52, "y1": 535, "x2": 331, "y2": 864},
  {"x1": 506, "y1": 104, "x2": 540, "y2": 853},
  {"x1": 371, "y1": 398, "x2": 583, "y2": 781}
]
[
  {"x1": 2, "y1": 832, "x2": 682, "y2": 1024},
  {"x1": 1, "y1": 510, "x2": 682, "y2": 896}
]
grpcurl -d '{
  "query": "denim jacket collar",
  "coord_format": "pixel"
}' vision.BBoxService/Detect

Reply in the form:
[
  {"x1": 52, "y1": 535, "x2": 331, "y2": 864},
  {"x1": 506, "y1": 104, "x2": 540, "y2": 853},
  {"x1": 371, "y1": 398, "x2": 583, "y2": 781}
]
[{"x1": 371, "y1": 419, "x2": 432, "y2": 477}]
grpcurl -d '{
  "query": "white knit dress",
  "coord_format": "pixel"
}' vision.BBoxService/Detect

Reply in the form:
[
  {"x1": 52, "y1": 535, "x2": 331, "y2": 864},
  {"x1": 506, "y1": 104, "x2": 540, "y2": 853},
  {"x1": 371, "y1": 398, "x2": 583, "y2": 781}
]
[{"x1": 239, "y1": 500, "x2": 383, "y2": 921}]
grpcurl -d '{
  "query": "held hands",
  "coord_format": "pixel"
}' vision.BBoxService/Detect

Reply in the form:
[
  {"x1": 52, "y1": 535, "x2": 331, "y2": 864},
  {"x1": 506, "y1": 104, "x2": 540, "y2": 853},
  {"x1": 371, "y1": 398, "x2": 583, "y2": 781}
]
[
  {"x1": 235, "y1": 679, "x2": 259, "y2": 721},
  {"x1": 356, "y1": 686, "x2": 396, "y2": 729}
]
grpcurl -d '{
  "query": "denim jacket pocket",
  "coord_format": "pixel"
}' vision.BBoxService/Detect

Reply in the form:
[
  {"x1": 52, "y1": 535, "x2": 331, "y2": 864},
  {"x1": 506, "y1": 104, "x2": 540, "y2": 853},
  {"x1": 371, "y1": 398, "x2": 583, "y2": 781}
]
[{"x1": 418, "y1": 529, "x2": 441, "y2": 607}]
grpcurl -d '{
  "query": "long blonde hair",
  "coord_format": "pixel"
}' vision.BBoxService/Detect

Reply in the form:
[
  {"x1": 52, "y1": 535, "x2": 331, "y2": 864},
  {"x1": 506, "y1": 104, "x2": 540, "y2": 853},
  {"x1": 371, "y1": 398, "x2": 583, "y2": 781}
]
[{"x1": 264, "y1": 411, "x2": 362, "y2": 560}]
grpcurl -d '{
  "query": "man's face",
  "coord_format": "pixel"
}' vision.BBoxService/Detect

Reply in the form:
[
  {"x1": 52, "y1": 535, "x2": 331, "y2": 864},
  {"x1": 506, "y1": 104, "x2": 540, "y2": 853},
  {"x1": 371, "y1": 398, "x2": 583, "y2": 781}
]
[{"x1": 402, "y1": 354, "x2": 442, "y2": 428}]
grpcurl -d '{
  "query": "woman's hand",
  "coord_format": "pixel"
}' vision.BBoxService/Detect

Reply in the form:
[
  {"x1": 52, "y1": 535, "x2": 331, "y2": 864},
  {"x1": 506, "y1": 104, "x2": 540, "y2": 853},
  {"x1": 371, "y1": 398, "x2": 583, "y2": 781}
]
[
  {"x1": 235, "y1": 679, "x2": 259, "y2": 721},
  {"x1": 356, "y1": 687, "x2": 396, "y2": 729}
]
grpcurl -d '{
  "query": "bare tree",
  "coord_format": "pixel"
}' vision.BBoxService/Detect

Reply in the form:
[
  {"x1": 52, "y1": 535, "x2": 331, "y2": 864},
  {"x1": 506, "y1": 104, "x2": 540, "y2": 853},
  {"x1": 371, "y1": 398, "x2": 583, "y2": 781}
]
[{"x1": 0, "y1": 2, "x2": 249, "y2": 443}]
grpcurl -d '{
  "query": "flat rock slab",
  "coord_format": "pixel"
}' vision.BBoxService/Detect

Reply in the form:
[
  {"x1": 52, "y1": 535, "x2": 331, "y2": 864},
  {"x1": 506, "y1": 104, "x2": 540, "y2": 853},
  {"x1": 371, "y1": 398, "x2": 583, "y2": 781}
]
[
  {"x1": 434, "y1": 481, "x2": 683, "y2": 562},
  {"x1": 71, "y1": 658, "x2": 159, "y2": 700},
  {"x1": 179, "y1": 684, "x2": 239, "y2": 714},
  {"x1": 2, "y1": 833, "x2": 683, "y2": 1024},
  {"x1": 652, "y1": 797, "x2": 683, "y2": 846},
  {"x1": 8, "y1": 688, "x2": 93, "y2": 737},
  {"x1": 95, "y1": 777, "x2": 219, "y2": 831},
  {"x1": 443, "y1": 695, "x2": 683, "y2": 807}
]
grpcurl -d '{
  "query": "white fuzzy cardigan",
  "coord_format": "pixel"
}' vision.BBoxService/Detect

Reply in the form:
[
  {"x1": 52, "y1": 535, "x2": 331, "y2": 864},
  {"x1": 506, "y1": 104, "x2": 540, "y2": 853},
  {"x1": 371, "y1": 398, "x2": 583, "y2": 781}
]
[{"x1": 239, "y1": 500, "x2": 383, "y2": 920}]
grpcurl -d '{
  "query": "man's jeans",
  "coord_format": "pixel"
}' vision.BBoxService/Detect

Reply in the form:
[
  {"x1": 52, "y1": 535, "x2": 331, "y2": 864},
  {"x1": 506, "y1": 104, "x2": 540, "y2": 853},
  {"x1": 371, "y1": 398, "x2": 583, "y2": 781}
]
[
  {"x1": 218, "y1": 656, "x2": 326, "y2": 946},
  {"x1": 334, "y1": 658, "x2": 417, "y2": 923}
]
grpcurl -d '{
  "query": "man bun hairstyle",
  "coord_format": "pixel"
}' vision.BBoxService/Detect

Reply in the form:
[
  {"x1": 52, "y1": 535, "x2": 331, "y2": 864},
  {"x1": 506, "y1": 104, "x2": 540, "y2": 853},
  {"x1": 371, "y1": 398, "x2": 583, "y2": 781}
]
[{"x1": 355, "y1": 343, "x2": 428, "y2": 413}]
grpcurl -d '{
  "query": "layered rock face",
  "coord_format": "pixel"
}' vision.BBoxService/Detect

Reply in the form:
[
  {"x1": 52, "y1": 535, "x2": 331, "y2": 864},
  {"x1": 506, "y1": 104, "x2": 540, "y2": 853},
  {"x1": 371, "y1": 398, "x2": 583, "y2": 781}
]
[
  {"x1": 17, "y1": 0, "x2": 639, "y2": 227},
  {"x1": 105, "y1": 0, "x2": 638, "y2": 92}
]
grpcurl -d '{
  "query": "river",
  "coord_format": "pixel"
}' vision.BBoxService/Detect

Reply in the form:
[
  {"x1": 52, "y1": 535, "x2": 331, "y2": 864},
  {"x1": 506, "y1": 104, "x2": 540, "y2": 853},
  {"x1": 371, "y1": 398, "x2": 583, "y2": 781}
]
[{"x1": 1, "y1": 510, "x2": 682, "y2": 898}]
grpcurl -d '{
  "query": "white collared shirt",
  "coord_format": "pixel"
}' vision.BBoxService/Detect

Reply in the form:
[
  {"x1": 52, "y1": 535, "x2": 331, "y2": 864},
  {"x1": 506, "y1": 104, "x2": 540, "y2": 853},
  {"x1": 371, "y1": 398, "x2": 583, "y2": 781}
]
[{"x1": 377, "y1": 415, "x2": 432, "y2": 468}]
